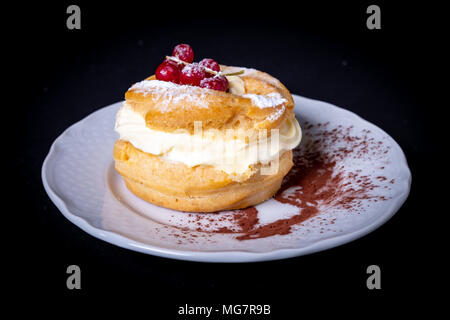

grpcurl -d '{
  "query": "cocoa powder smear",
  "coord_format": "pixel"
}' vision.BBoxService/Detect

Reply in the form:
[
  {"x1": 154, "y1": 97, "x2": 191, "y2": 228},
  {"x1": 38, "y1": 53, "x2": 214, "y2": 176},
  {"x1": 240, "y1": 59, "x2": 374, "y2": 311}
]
[{"x1": 168, "y1": 122, "x2": 393, "y2": 242}]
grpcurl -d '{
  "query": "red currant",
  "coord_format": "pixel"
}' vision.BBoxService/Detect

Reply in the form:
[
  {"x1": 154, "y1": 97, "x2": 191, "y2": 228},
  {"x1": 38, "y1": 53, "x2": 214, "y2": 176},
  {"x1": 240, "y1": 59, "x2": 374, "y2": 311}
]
[
  {"x1": 199, "y1": 58, "x2": 220, "y2": 75},
  {"x1": 180, "y1": 63, "x2": 207, "y2": 86},
  {"x1": 199, "y1": 76, "x2": 229, "y2": 92},
  {"x1": 172, "y1": 44, "x2": 194, "y2": 63},
  {"x1": 166, "y1": 58, "x2": 183, "y2": 70},
  {"x1": 155, "y1": 60, "x2": 180, "y2": 83}
]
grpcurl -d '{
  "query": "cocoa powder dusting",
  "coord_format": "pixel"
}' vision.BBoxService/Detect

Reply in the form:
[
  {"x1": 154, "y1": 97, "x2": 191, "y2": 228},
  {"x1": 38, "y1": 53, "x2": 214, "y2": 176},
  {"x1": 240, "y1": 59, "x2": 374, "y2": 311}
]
[{"x1": 170, "y1": 122, "x2": 393, "y2": 242}]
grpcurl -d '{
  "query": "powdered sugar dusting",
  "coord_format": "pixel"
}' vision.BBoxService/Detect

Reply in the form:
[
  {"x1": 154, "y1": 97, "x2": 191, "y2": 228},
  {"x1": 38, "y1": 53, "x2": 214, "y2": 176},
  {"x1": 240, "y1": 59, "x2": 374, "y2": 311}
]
[
  {"x1": 129, "y1": 80, "x2": 210, "y2": 112},
  {"x1": 267, "y1": 105, "x2": 286, "y2": 122},
  {"x1": 243, "y1": 92, "x2": 287, "y2": 108},
  {"x1": 181, "y1": 63, "x2": 202, "y2": 77},
  {"x1": 131, "y1": 80, "x2": 177, "y2": 91},
  {"x1": 129, "y1": 79, "x2": 288, "y2": 113}
]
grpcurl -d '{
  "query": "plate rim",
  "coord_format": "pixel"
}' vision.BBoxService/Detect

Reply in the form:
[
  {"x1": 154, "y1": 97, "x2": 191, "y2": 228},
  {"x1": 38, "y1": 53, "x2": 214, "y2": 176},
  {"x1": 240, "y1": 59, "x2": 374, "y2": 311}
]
[{"x1": 41, "y1": 94, "x2": 412, "y2": 263}]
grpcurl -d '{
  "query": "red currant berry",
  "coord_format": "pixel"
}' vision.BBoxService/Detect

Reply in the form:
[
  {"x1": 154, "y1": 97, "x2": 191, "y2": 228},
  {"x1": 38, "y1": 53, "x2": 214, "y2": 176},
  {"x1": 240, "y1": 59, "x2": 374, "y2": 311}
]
[
  {"x1": 155, "y1": 60, "x2": 180, "y2": 83},
  {"x1": 179, "y1": 63, "x2": 207, "y2": 86},
  {"x1": 199, "y1": 76, "x2": 229, "y2": 92},
  {"x1": 199, "y1": 58, "x2": 220, "y2": 74},
  {"x1": 172, "y1": 44, "x2": 194, "y2": 63}
]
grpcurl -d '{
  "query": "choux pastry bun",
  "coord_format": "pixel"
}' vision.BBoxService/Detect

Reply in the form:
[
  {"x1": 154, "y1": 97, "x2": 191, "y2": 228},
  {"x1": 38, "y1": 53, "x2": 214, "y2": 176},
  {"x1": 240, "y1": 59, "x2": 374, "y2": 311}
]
[{"x1": 113, "y1": 44, "x2": 302, "y2": 212}]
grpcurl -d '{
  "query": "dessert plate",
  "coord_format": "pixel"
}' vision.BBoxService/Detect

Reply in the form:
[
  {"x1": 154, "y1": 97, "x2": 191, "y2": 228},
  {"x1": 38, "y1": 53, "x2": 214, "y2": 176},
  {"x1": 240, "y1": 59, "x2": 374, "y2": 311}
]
[{"x1": 42, "y1": 95, "x2": 411, "y2": 262}]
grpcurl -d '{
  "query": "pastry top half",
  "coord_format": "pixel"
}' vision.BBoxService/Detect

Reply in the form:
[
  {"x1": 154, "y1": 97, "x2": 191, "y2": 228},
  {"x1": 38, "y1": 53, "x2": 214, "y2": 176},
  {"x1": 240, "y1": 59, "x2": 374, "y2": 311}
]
[
  {"x1": 124, "y1": 66, "x2": 295, "y2": 133},
  {"x1": 115, "y1": 66, "x2": 302, "y2": 182}
]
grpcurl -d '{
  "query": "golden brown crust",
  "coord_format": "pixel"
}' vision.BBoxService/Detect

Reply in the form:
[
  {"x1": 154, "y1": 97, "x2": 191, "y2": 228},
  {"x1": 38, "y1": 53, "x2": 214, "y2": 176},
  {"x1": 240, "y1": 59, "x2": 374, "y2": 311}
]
[
  {"x1": 113, "y1": 140, "x2": 293, "y2": 212},
  {"x1": 124, "y1": 66, "x2": 294, "y2": 134}
]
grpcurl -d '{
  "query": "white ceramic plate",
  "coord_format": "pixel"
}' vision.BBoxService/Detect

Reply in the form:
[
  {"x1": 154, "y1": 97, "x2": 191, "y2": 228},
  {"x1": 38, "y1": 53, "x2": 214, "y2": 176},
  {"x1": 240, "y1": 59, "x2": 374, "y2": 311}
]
[{"x1": 42, "y1": 95, "x2": 411, "y2": 262}]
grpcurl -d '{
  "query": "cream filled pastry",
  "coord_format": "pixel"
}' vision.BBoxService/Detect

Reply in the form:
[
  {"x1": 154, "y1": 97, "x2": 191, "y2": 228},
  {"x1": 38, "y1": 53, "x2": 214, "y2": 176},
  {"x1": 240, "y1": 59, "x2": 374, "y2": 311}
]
[{"x1": 113, "y1": 44, "x2": 302, "y2": 212}]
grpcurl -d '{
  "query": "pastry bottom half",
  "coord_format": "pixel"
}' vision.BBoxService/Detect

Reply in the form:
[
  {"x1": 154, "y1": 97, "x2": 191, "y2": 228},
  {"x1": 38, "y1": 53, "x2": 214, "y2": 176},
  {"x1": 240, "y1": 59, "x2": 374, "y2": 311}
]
[{"x1": 113, "y1": 140, "x2": 293, "y2": 212}]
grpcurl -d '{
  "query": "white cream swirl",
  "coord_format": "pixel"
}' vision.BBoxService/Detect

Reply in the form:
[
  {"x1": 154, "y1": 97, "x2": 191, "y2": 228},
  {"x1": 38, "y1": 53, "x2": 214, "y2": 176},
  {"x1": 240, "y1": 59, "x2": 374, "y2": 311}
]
[{"x1": 115, "y1": 101, "x2": 301, "y2": 177}]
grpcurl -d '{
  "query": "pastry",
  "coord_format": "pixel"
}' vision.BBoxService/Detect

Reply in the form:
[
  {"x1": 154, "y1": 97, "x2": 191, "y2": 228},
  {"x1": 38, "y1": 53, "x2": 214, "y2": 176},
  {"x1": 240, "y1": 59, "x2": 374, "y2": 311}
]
[{"x1": 113, "y1": 44, "x2": 302, "y2": 212}]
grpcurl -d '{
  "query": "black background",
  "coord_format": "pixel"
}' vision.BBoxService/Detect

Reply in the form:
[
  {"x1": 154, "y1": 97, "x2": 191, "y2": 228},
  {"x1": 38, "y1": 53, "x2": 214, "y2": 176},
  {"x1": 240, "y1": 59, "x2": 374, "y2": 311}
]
[{"x1": 9, "y1": 0, "x2": 441, "y2": 315}]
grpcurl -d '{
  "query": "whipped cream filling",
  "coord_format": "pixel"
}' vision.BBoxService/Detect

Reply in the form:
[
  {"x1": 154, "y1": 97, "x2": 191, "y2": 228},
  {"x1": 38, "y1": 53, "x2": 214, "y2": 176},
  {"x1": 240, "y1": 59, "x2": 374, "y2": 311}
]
[{"x1": 115, "y1": 102, "x2": 302, "y2": 177}]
